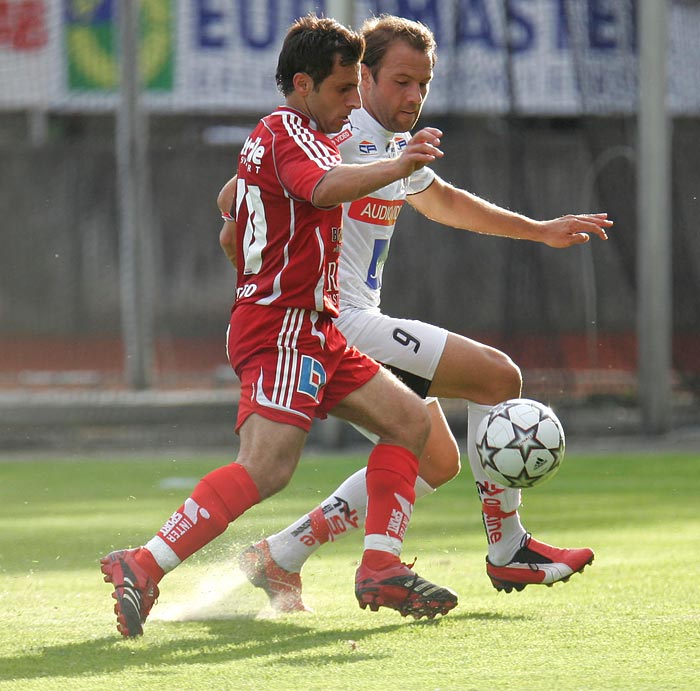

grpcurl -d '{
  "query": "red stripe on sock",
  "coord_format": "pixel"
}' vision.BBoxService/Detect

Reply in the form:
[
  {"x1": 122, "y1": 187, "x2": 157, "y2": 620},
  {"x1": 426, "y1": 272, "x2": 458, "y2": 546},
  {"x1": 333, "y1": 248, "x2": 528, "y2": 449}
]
[
  {"x1": 481, "y1": 502, "x2": 517, "y2": 519},
  {"x1": 308, "y1": 506, "x2": 331, "y2": 544}
]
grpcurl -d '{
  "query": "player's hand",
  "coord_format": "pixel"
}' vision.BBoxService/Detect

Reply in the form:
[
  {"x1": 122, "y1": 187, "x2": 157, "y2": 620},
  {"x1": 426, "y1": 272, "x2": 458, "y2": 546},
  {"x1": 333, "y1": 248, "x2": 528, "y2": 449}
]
[
  {"x1": 397, "y1": 127, "x2": 444, "y2": 176},
  {"x1": 539, "y1": 213, "x2": 613, "y2": 248}
]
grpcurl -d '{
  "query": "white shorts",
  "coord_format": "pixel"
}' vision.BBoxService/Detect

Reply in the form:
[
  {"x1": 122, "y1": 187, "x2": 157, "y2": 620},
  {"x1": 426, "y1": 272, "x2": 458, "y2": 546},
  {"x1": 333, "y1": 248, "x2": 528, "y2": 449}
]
[{"x1": 335, "y1": 305, "x2": 448, "y2": 399}]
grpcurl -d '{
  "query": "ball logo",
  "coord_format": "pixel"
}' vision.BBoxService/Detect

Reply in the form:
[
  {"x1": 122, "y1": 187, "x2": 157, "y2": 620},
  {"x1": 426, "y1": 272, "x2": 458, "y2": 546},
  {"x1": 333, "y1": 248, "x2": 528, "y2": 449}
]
[{"x1": 65, "y1": 0, "x2": 173, "y2": 91}]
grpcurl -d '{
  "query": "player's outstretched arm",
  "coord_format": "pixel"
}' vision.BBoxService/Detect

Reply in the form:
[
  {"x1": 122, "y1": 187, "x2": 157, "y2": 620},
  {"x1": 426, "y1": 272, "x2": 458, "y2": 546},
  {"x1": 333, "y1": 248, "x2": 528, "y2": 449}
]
[
  {"x1": 532, "y1": 213, "x2": 611, "y2": 247},
  {"x1": 312, "y1": 127, "x2": 443, "y2": 208},
  {"x1": 407, "y1": 177, "x2": 612, "y2": 247},
  {"x1": 217, "y1": 176, "x2": 238, "y2": 268}
]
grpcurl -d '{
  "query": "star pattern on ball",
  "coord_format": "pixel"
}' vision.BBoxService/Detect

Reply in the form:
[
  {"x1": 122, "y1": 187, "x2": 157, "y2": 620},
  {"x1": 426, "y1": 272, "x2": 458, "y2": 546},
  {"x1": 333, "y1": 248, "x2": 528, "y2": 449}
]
[
  {"x1": 476, "y1": 424, "x2": 502, "y2": 476},
  {"x1": 476, "y1": 401, "x2": 564, "y2": 489},
  {"x1": 505, "y1": 419, "x2": 547, "y2": 462},
  {"x1": 509, "y1": 465, "x2": 543, "y2": 489}
]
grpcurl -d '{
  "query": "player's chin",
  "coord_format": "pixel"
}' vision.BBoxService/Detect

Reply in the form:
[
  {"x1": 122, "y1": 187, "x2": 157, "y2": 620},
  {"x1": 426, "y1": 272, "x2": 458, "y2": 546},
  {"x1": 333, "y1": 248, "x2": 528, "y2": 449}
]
[{"x1": 398, "y1": 111, "x2": 420, "y2": 129}]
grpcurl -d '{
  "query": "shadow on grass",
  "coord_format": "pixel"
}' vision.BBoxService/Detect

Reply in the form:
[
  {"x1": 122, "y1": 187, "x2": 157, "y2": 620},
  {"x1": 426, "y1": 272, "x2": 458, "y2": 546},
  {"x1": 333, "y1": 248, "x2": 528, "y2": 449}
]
[{"x1": 1, "y1": 611, "x2": 526, "y2": 681}]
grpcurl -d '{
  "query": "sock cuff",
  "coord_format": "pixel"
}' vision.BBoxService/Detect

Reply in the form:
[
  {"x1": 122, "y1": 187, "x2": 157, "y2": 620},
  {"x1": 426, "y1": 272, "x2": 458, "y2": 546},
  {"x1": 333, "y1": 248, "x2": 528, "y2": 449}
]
[
  {"x1": 367, "y1": 443, "x2": 419, "y2": 484},
  {"x1": 197, "y1": 463, "x2": 261, "y2": 522}
]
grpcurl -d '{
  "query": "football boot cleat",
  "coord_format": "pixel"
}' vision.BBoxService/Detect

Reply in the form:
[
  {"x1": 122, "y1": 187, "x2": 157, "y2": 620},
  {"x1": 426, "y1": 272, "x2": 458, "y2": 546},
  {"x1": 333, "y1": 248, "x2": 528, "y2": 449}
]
[
  {"x1": 100, "y1": 548, "x2": 160, "y2": 637},
  {"x1": 355, "y1": 559, "x2": 458, "y2": 620}
]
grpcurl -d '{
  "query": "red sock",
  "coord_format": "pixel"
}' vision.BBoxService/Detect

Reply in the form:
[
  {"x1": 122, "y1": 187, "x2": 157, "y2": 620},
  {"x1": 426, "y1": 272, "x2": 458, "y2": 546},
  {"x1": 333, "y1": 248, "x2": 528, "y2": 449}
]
[
  {"x1": 133, "y1": 547, "x2": 166, "y2": 582},
  {"x1": 363, "y1": 444, "x2": 419, "y2": 569},
  {"x1": 155, "y1": 463, "x2": 260, "y2": 563}
]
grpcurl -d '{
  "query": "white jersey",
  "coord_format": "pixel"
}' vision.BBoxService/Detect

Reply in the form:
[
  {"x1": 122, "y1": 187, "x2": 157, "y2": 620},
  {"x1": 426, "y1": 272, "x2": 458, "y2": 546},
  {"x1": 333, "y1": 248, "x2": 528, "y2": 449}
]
[
  {"x1": 329, "y1": 108, "x2": 447, "y2": 395},
  {"x1": 333, "y1": 107, "x2": 435, "y2": 311}
]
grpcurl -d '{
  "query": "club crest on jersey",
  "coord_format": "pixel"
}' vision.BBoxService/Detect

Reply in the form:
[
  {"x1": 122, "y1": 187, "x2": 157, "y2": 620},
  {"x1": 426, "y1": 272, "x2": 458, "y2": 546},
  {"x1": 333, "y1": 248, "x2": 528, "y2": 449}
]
[{"x1": 359, "y1": 140, "x2": 378, "y2": 155}]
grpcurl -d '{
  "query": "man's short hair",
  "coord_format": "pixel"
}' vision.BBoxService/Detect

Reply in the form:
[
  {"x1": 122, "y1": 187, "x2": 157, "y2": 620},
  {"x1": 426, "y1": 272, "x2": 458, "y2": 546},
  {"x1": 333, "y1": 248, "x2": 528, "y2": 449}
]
[
  {"x1": 276, "y1": 14, "x2": 365, "y2": 96},
  {"x1": 361, "y1": 14, "x2": 437, "y2": 79}
]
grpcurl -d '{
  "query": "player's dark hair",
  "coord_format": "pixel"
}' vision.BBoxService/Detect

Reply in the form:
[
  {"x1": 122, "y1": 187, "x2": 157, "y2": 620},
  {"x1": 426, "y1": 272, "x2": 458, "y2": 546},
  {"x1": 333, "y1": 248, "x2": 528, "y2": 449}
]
[
  {"x1": 276, "y1": 14, "x2": 365, "y2": 96},
  {"x1": 361, "y1": 14, "x2": 437, "y2": 79}
]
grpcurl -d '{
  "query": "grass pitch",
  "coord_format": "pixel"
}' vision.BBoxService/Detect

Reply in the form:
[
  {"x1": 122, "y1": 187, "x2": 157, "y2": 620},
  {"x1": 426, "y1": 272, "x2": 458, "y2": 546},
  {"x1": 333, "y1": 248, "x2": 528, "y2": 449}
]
[{"x1": 0, "y1": 446, "x2": 698, "y2": 690}]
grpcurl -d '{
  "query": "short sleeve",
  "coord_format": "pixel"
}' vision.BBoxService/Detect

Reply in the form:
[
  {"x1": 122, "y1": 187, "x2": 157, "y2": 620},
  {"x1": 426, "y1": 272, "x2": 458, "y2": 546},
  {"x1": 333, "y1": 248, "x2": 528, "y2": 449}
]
[
  {"x1": 269, "y1": 113, "x2": 342, "y2": 202},
  {"x1": 406, "y1": 165, "x2": 436, "y2": 195}
]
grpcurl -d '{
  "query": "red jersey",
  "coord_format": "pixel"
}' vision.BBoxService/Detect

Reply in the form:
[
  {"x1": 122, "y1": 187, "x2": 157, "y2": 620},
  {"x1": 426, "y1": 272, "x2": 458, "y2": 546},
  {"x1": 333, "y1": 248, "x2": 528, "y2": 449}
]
[{"x1": 233, "y1": 106, "x2": 343, "y2": 317}]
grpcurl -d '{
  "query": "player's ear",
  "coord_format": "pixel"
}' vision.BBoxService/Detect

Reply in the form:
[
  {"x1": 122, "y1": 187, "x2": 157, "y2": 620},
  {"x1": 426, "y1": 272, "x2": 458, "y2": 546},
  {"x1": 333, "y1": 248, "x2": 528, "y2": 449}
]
[
  {"x1": 360, "y1": 63, "x2": 373, "y2": 85},
  {"x1": 293, "y1": 72, "x2": 313, "y2": 95}
]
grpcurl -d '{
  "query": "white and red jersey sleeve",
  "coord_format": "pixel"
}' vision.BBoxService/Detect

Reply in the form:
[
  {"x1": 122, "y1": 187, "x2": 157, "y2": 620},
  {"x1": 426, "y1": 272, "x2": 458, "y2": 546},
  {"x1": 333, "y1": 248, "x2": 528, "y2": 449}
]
[{"x1": 233, "y1": 107, "x2": 344, "y2": 316}]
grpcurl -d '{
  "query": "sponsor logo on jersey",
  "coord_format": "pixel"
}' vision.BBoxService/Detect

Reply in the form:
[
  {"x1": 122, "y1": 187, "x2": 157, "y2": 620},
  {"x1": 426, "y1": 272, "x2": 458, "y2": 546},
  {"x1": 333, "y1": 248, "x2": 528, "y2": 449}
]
[
  {"x1": 297, "y1": 355, "x2": 327, "y2": 401},
  {"x1": 358, "y1": 139, "x2": 378, "y2": 155},
  {"x1": 348, "y1": 196, "x2": 404, "y2": 226},
  {"x1": 393, "y1": 136, "x2": 408, "y2": 150},
  {"x1": 240, "y1": 135, "x2": 265, "y2": 166},
  {"x1": 236, "y1": 283, "x2": 257, "y2": 300},
  {"x1": 331, "y1": 127, "x2": 352, "y2": 146}
]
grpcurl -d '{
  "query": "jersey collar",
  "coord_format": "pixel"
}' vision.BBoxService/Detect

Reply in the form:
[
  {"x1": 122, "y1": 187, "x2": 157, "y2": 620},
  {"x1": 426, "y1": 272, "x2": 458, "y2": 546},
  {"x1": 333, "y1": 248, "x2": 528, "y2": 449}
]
[
  {"x1": 349, "y1": 107, "x2": 398, "y2": 150},
  {"x1": 275, "y1": 105, "x2": 318, "y2": 131}
]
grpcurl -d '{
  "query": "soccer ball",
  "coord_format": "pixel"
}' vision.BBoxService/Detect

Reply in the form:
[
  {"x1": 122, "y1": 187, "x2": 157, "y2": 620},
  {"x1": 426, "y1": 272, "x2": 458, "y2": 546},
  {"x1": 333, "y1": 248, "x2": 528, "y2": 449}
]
[{"x1": 475, "y1": 398, "x2": 565, "y2": 488}]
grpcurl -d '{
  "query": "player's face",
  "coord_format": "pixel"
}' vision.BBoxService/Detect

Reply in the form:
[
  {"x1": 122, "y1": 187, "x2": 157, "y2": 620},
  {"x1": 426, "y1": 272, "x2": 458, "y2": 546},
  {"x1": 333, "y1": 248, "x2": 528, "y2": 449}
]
[
  {"x1": 305, "y1": 59, "x2": 362, "y2": 133},
  {"x1": 361, "y1": 40, "x2": 433, "y2": 133}
]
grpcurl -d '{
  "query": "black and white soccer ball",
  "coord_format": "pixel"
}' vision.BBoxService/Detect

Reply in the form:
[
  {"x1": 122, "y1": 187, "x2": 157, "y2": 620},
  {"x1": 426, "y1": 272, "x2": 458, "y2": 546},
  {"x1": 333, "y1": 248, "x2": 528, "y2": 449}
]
[{"x1": 476, "y1": 398, "x2": 565, "y2": 489}]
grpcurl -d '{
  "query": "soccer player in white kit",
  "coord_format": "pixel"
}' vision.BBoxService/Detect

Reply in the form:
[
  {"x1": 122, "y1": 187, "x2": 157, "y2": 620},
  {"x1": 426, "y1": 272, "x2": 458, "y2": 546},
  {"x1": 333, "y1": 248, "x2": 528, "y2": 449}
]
[{"x1": 221, "y1": 15, "x2": 613, "y2": 612}]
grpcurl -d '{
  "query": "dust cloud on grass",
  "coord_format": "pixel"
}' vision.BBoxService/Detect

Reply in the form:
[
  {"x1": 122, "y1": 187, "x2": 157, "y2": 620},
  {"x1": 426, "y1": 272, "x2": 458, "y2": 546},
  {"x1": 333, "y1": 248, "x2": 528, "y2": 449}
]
[{"x1": 149, "y1": 475, "x2": 277, "y2": 622}]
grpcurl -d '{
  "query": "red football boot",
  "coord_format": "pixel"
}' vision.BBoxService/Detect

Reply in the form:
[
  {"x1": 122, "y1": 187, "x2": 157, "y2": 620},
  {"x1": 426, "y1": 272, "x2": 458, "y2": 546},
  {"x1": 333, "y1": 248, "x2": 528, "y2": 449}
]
[
  {"x1": 101, "y1": 548, "x2": 160, "y2": 637},
  {"x1": 487, "y1": 534, "x2": 594, "y2": 593},
  {"x1": 355, "y1": 559, "x2": 458, "y2": 619},
  {"x1": 239, "y1": 539, "x2": 310, "y2": 613}
]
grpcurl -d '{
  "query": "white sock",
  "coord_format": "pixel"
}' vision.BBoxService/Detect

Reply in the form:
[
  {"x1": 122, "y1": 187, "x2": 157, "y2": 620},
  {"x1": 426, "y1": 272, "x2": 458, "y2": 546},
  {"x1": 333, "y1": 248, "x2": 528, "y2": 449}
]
[
  {"x1": 267, "y1": 467, "x2": 435, "y2": 573},
  {"x1": 467, "y1": 401, "x2": 527, "y2": 565}
]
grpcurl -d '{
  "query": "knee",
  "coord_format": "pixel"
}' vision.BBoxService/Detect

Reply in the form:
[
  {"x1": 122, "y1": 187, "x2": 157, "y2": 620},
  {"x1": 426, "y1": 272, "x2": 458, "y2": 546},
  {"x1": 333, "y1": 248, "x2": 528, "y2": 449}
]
[
  {"x1": 388, "y1": 397, "x2": 431, "y2": 458},
  {"x1": 486, "y1": 351, "x2": 522, "y2": 404},
  {"x1": 418, "y1": 432, "x2": 461, "y2": 488},
  {"x1": 236, "y1": 454, "x2": 297, "y2": 500},
  {"x1": 406, "y1": 400, "x2": 432, "y2": 454}
]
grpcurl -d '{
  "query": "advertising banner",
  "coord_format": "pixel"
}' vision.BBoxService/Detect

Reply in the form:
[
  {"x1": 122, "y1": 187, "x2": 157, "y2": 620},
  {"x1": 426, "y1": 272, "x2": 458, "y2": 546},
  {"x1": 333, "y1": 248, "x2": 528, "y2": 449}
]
[{"x1": 0, "y1": 0, "x2": 698, "y2": 115}]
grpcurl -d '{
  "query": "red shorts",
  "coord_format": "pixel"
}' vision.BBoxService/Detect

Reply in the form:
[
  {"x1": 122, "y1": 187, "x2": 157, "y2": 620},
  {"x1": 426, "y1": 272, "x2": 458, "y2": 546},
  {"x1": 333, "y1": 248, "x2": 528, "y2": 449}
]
[{"x1": 227, "y1": 304, "x2": 380, "y2": 432}]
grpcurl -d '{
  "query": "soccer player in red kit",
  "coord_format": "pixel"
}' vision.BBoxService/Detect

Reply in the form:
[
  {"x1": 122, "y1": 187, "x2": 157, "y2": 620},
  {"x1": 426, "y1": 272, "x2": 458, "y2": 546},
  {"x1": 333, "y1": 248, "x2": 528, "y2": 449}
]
[{"x1": 100, "y1": 14, "x2": 457, "y2": 638}]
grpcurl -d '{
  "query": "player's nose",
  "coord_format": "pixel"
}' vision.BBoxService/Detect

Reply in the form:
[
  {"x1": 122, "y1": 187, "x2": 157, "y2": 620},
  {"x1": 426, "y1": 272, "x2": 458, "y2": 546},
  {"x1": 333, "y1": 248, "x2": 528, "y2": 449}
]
[
  {"x1": 406, "y1": 82, "x2": 424, "y2": 105},
  {"x1": 348, "y1": 86, "x2": 362, "y2": 110}
]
